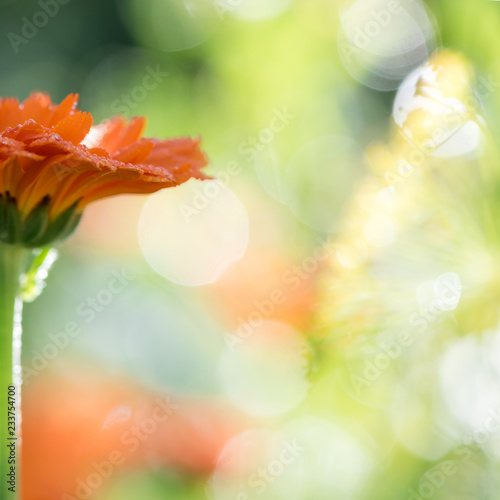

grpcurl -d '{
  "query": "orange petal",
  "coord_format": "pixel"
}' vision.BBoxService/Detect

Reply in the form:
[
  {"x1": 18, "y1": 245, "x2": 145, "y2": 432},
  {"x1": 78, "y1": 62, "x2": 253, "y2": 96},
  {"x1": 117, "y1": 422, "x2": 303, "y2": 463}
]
[
  {"x1": 22, "y1": 93, "x2": 52, "y2": 126},
  {"x1": 94, "y1": 116, "x2": 146, "y2": 154},
  {"x1": 115, "y1": 116, "x2": 146, "y2": 150},
  {"x1": 0, "y1": 98, "x2": 22, "y2": 132},
  {"x1": 48, "y1": 93, "x2": 79, "y2": 127},
  {"x1": 52, "y1": 111, "x2": 93, "y2": 146},
  {"x1": 113, "y1": 138, "x2": 154, "y2": 164}
]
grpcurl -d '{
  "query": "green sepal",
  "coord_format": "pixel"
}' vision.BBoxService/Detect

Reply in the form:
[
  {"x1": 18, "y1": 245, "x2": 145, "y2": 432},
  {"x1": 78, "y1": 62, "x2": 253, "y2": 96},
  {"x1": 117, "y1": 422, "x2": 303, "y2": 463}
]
[
  {"x1": 21, "y1": 197, "x2": 50, "y2": 245},
  {"x1": 0, "y1": 196, "x2": 7, "y2": 241},
  {"x1": 4, "y1": 195, "x2": 21, "y2": 244},
  {"x1": 26, "y1": 201, "x2": 81, "y2": 248},
  {"x1": 0, "y1": 195, "x2": 83, "y2": 248},
  {"x1": 54, "y1": 209, "x2": 82, "y2": 243}
]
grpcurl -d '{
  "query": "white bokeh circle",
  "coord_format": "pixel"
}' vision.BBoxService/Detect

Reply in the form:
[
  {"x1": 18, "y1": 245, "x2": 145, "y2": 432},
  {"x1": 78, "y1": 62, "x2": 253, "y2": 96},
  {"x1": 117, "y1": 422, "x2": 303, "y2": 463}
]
[
  {"x1": 209, "y1": 428, "x2": 290, "y2": 500},
  {"x1": 138, "y1": 179, "x2": 249, "y2": 286},
  {"x1": 123, "y1": 0, "x2": 221, "y2": 52},
  {"x1": 338, "y1": 0, "x2": 436, "y2": 90},
  {"x1": 209, "y1": 419, "x2": 374, "y2": 500}
]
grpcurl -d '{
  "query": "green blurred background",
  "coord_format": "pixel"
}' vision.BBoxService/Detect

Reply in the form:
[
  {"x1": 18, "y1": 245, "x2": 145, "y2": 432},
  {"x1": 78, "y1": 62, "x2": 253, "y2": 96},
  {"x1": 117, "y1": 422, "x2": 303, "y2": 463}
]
[{"x1": 2, "y1": 0, "x2": 500, "y2": 498}]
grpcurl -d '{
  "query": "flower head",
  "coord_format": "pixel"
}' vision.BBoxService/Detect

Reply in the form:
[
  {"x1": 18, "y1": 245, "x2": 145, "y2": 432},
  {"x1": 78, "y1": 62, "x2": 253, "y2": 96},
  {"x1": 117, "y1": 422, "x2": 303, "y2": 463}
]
[{"x1": 0, "y1": 92, "x2": 208, "y2": 247}]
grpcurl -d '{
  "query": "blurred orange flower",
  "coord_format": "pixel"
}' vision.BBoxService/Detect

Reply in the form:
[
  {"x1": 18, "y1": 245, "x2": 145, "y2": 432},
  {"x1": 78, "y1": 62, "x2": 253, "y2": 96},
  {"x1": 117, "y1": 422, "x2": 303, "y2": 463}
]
[
  {"x1": 22, "y1": 375, "x2": 248, "y2": 500},
  {"x1": 0, "y1": 92, "x2": 208, "y2": 246},
  {"x1": 207, "y1": 248, "x2": 319, "y2": 332}
]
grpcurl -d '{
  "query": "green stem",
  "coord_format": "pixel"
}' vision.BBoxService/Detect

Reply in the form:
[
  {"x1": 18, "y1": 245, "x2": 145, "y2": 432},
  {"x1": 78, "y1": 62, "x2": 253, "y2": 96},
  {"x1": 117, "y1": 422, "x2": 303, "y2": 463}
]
[{"x1": 0, "y1": 244, "x2": 25, "y2": 500}]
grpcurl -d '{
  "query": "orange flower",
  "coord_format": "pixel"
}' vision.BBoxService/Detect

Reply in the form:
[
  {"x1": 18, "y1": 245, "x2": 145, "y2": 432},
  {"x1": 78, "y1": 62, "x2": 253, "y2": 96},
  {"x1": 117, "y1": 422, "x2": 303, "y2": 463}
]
[
  {"x1": 22, "y1": 374, "x2": 250, "y2": 500},
  {"x1": 0, "y1": 92, "x2": 208, "y2": 247}
]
